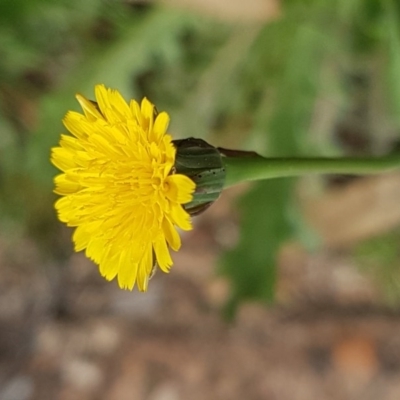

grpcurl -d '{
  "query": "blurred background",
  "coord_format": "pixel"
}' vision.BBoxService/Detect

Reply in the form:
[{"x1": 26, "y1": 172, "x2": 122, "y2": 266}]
[{"x1": 2, "y1": 0, "x2": 400, "y2": 399}]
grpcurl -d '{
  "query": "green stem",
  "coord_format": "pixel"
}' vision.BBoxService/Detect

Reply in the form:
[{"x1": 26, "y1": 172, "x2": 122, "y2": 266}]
[{"x1": 222, "y1": 155, "x2": 400, "y2": 188}]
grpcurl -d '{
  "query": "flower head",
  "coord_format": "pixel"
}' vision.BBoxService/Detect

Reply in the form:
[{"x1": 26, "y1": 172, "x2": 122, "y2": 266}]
[{"x1": 51, "y1": 84, "x2": 195, "y2": 291}]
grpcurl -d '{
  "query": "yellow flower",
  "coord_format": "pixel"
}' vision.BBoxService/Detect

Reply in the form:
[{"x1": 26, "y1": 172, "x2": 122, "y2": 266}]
[{"x1": 51, "y1": 84, "x2": 195, "y2": 291}]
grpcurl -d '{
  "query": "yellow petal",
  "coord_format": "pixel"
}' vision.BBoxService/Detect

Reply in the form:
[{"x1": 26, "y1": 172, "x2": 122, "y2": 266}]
[
  {"x1": 76, "y1": 93, "x2": 103, "y2": 121},
  {"x1": 162, "y1": 217, "x2": 181, "y2": 251},
  {"x1": 117, "y1": 247, "x2": 138, "y2": 290},
  {"x1": 153, "y1": 236, "x2": 173, "y2": 273},
  {"x1": 99, "y1": 248, "x2": 121, "y2": 282},
  {"x1": 165, "y1": 174, "x2": 195, "y2": 204},
  {"x1": 150, "y1": 111, "x2": 169, "y2": 143},
  {"x1": 140, "y1": 97, "x2": 154, "y2": 132},
  {"x1": 72, "y1": 226, "x2": 90, "y2": 252},
  {"x1": 51, "y1": 147, "x2": 77, "y2": 171},
  {"x1": 54, "y1": 174, "x2": 82, "y2": 195},
  {"x1": 137, "y1": 244, "x2": 152, "y2": 291},
  {"x1": 170, "y1": 203, "x2": 192, "y2": 231}
]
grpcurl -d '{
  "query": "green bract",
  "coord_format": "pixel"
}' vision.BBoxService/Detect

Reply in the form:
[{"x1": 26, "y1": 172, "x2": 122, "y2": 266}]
[{"x1": 173, "y1": 138, "x2": 226, "y2": 216}]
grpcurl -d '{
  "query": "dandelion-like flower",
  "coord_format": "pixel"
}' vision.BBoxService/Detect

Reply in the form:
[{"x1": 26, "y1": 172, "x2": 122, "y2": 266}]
[{"x1": 51, "y1": 84, "x2": 195, "y2": 291}]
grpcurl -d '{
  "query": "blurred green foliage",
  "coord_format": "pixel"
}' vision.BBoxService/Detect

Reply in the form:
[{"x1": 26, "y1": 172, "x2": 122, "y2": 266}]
[
  {"x1": 355, "y1": 229, "x2": 400, "y2": 306},
  {"x1": 1, "y1": 0, "x2": 400, "y2": 312}
]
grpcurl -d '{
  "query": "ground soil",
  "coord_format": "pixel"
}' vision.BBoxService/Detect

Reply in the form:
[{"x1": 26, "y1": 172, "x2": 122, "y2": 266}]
[{"x1": 1, "y1": 173, "x2": 400, "y2": 400}]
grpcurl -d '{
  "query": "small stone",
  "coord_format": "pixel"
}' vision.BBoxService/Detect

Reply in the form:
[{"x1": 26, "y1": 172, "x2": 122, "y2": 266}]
[
  {"x1": 0, "y1": 375, "x2": 34, "y2": 400},
  {"x1": 61, "y1": 358, "x2": 102, "y2": 392}
]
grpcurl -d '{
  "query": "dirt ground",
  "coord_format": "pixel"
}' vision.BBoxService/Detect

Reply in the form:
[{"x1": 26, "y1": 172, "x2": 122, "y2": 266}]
[{"x1": 1, "y1": 173, "x2": 400, "y2": 400}]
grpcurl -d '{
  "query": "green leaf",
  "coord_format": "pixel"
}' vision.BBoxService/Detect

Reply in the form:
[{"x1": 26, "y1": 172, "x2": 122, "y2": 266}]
[
  {"x1": 384, "y1": 0, "x2": 400, "y2": 123},
  {"x1": 221, "y1": 179, "x2": 294, "y2": 317}
]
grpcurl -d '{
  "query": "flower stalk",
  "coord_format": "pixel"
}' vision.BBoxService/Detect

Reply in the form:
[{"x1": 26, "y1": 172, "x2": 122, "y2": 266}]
[{"x1": 220, "y1": 151, "x2": 400, "y2": 188}]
